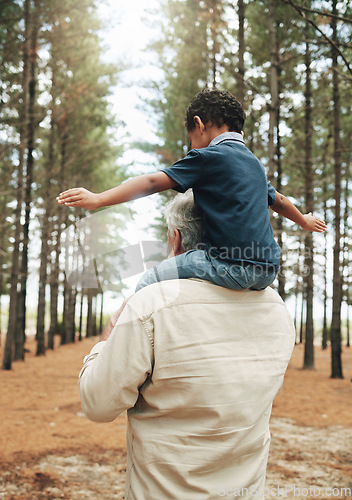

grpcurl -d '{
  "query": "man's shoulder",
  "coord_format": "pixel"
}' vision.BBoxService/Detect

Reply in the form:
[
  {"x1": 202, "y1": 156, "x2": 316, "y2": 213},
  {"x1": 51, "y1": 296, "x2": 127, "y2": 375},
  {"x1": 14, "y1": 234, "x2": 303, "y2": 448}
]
[{"x1": 128, "y1": 279, "x2": 286, "y2": 319}]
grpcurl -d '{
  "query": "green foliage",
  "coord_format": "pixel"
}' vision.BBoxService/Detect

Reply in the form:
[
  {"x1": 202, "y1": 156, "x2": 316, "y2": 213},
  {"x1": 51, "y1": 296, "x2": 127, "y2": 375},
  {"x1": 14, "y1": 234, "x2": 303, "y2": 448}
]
[
  {"x1": 40, "y1": 1, "x2": 125, "y2": 192},
  {"x1": 147, "y1": 0, "x2": 220, "y2": 163}
]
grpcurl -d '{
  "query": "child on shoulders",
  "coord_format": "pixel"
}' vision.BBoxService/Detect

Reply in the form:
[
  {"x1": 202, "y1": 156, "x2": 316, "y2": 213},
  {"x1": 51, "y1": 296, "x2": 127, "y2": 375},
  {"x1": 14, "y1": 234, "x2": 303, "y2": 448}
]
[{"x1": 57, "y1": 89, "x2": 326, "y2": 292}]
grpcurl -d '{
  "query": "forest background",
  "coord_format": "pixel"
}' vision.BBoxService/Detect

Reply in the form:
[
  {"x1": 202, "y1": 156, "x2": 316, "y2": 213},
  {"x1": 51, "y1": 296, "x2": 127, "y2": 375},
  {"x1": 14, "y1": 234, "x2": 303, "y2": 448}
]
[{"x1": 0, "y1": 0, "x2": 351, "y2": 380}]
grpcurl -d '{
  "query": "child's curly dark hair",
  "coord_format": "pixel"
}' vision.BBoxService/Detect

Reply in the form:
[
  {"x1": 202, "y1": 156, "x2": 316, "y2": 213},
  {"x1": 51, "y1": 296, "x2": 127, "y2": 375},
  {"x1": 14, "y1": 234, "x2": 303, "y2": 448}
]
[{"x1": 185, "y1": 89, "x2": 245, "y2": 133}]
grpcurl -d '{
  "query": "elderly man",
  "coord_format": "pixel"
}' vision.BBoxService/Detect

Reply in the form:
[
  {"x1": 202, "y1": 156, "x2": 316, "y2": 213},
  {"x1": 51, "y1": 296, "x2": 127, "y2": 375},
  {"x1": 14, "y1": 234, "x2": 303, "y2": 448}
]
[{"x1": 79, "y1": 191, "x2": 295, "y2": 500}]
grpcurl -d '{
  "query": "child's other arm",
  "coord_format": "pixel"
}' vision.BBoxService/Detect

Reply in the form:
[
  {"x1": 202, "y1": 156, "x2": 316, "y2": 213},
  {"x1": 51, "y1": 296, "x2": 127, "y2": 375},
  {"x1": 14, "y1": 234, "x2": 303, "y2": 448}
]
[
  {"x1": 270, "y1": 190, "x2": 327, "y2": 232},
  {"x1": 56, "y1": 172, "x2": 178, "y2": 210}
]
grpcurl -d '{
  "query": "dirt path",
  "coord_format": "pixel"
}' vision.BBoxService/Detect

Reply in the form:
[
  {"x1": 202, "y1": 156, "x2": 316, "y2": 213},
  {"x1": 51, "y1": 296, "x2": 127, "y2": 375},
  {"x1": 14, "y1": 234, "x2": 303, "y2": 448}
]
[{"x1": 0, "y1": 337, "x2": 351, "y2": 499}]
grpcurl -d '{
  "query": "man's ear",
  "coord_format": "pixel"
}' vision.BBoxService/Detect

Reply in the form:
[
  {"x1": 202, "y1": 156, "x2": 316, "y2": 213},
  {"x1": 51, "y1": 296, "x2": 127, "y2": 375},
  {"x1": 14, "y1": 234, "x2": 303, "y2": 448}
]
[
  {"x1": 173, "y1": 228, "x2": 184, "y2": 256},
  {"x1": 193, "y1": 116, "x2": 206, "y2": 134}
]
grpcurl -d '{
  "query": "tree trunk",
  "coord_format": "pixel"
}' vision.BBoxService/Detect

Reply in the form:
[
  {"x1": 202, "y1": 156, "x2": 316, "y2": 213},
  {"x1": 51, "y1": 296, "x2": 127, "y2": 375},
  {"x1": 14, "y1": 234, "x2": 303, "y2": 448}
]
[
  {"x1": 99, "y1": 292, "x2": 104, "y2": 335},
  {"x1": 47, "y1": 112, "x2": 68, "y2": 348},
  {"x1": 2, "y1": 0, "x2": 30, "y2": 370},
  {"x1": 0, "y1": 193, "x2": 11, "y2": 348},
  {"x1": 86, "y1": 289, "x2": 94, "y2": 338},
  {"x1": 61, "y1": 220, "x2": 77, "y2": 345},
  {"x1": 267, "y1": 0, "x2": 285, "y2": 298},
  {"x1": 299, "y1": 290, "x2": 305, "y2": 345},
  {"x1": 36, "y1": 124, "x2": 53, "y2": 355},
  {"x1": 14, "y1": 0, "x2": 39, "y2": 360},
  {"x1": 92, "y1": 294, "x2": 97, "y2": 337},
  {"x1": 345, "y1": 112, "x2": 351, "y2": 349},
  {"x1": 303, "y1": 39, "x2": 314, "y2": 369},
  {"x1": 209, "y1": 0, "x2": 219, "y2": 89},
  {"x1": 237, "y1": 0, "x2": 245, "y2": 104},
  {"x1": 47, "y1": 227, "x2": 60, "y2": 349},
  {"x1": 70, "y1": 287, "x2": 77, "y2": 343},
  {"x1": 276, "y1": 93, "x2": 285, "y2": 301},
  {"x1": 62, "y1": 280, "x2": 73, "y2": 345},
  {"x1": 321, "y1": 140, "x2": 331, "y2": 350},
  {"x1": 0, "y1": 282, "x2": 2, "y2": 347},
  {"x1": 36, "y1": 65, "x2": 57, "y2": 356},
  {"x1": 294, "y1": 239, "x2": 303, "y2": 344},
  {"x1": 330, "y1": 0, "x2": 343, "y2": 379},
  {"x1": 342, "y1": 174, "x2": 350, "y2": 348},
  {"x1": 347, "y1": 303, "x2": 350, "y2": 348},
  {"x1": 78, "y1": 291, "x2": 84, "y2": 341},
  {"x1": 294, "y1": 288, "x2": 298, "y2": 342},
  {"x1": 322, "y1": 217, "x2": 329, "y2": 350},
  {"x1": 267, "y1": 0, "x2": 279, "y2": 187}
]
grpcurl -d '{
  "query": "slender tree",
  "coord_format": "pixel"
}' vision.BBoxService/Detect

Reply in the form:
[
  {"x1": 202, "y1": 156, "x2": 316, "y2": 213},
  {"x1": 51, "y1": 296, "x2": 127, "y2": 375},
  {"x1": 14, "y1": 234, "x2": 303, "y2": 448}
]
[
  {"x1": 236, "y1": 0, "x2": 246, "y2": 105},
  {"x1": 3, "y1": 0, "x2": 30, "y2": 370},
  {"x1": 321, "y1": 175, "x2": 329, "y2": 350},
  {"x1": 78, "y1": 290, "x2": 84, "y2": 341},
  {"x1": 303, "y1": 37, "x2": 314, "y2": 369},
  {"x1": 330, "y1": 0, "x2": 343, "y2": 379},
  {"x1": 342, "y1": 175, "x2": 350, "y2": 348},
  {"x1": 86, "y1": 288, "x2": 94, "y2": 338},
  {"x1": 14, "y1": 0, "x2": 40, "y2": 360},
  {"x1": 0, "y1": 3, "x2": 22, "y2": 343},
  {"x1": 267, "y1": 0, "x2": 286, "y2": 300},
  {"x1": 36, "y1": 87, "x2": 55, "y2": 355}
]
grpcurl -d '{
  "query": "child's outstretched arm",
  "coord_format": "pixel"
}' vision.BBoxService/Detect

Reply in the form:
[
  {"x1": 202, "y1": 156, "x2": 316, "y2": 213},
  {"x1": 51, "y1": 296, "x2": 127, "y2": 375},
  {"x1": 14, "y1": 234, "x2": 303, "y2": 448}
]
[
  {"x1": 270, "y1": 191, "x2": 327, "y2": 232},
  {"x1": 56, "y1": 172, "x2": 178, "y2": 210}
]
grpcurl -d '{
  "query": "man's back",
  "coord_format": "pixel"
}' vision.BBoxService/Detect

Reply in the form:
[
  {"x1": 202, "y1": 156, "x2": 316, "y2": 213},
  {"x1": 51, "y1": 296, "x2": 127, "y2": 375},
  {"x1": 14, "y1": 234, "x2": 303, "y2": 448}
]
[{"x1": 79, "y1": 279, "x2": 295, "y2": 500}]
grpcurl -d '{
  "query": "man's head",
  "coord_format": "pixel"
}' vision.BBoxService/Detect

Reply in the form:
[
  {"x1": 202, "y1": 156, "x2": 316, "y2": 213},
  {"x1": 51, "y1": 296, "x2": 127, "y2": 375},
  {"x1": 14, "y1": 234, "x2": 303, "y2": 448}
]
[
  {"x1": 164, "y1": 190, "x2": 203, "y2": 257},
  {"x1": 185, "y1": 89, "x2": 245, "y2": 149}
]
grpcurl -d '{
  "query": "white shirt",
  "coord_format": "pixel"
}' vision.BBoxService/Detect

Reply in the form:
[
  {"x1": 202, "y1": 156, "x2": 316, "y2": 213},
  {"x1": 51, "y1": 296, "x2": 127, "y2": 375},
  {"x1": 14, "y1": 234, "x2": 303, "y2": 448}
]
[{"x1": 79, "y1": 279, "x2": 295, "y2": 499}]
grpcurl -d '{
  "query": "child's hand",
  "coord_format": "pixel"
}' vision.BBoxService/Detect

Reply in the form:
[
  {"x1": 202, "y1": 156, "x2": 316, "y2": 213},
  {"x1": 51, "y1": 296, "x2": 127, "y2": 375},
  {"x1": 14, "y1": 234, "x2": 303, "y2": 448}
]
[
  {"x1": 56, "y1": 188, "x2": 100, "y2": 210},
  {"x1": 301, "y1": 213, "x2": 327, "y2": 232}
]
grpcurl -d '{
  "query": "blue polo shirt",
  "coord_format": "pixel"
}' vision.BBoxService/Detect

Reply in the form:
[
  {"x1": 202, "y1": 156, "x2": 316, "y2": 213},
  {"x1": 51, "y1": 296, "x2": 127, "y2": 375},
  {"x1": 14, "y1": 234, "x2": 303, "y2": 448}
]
[{"x1": 161, "y1": 132, "x2": 281, "y2": 268}]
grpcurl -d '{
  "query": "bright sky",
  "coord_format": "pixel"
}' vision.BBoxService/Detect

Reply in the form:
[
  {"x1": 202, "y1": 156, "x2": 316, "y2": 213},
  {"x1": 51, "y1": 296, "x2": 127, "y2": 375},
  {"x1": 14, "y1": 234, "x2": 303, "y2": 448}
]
[{"x1": 99, "y1": 0, "x2": 162, "y2": 141}]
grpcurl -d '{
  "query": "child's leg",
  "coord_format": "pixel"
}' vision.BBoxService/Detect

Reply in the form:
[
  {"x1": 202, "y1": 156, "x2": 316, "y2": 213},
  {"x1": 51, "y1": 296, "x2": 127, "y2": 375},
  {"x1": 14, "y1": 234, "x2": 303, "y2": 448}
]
[
  {"x1": 135, "y1": 249, "x2": 214, "y2": 292},
  {"x1": 247, "y1": 265, "x2": 277, "y2": 290},
  {"x1": 209, "y1": 257, "x2": 277, "y2": 291},
  {"x1": 135, "y1": 250, "x2": 274, "y2": 292}
]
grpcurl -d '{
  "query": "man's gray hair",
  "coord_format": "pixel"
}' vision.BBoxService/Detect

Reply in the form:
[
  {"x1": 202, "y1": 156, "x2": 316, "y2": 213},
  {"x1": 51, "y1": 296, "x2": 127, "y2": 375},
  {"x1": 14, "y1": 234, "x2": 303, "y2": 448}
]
[{"x1": 164, "y1": 190, "x2": 203, "y2": 252}]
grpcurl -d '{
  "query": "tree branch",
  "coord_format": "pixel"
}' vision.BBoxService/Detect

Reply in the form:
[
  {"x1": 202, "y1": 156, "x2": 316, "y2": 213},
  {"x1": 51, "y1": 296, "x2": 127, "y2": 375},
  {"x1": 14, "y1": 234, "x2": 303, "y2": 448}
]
[
  {"x1": 280, "y1": 0, "x2": 352, "y2": 76},
  {"x1": 290, "y1": 3, "x2": 352, "y2": 23},
  {"x1": 307, "y1": 39, "x2": 352, "y2": 50}
]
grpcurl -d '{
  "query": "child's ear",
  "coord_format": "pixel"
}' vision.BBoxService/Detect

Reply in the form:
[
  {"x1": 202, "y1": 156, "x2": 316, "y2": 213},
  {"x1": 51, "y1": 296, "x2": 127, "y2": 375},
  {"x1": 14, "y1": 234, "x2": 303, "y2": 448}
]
[{"x1": 193, "y1": 116, "x2": 205, "y2": 133}]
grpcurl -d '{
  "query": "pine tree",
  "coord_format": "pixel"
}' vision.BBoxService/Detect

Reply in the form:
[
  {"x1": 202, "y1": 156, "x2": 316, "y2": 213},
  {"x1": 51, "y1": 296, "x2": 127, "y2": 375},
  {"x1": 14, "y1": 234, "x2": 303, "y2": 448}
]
[
  {"x1": 303, "y1": 36, "x2": 314, "y2": 369},
  {"x1": 2, "y1": 0, "x2": 31, "y2": 370},
  {"x1": 330, "y1": 0, "x2": 344, "y2": 379},
  {"x1": 14, "y1": 0, "x2": 41, "y2": 361}
]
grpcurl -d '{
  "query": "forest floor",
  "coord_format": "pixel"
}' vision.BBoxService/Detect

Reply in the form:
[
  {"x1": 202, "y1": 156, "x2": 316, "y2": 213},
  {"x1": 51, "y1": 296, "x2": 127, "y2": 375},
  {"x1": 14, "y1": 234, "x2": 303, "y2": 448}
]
[{"x1": 0, "y1": 335, "x2": 351, "y2": 500}]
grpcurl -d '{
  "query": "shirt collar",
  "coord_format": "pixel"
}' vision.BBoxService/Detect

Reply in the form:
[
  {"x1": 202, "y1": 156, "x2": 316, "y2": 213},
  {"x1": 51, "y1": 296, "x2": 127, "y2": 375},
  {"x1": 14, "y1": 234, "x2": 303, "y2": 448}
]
[{"x1": 209, "y1": 131, "x2": 245, "y2": 147}]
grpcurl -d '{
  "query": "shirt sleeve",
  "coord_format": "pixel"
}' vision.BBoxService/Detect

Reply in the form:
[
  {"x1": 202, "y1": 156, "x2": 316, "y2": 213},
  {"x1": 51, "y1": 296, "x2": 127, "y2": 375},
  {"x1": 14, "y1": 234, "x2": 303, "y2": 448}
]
[
  {"x1": 161, "y1": 149, "x2": 203, "y2": 193},
  {"x1": 267, "y1": 181, "x2": 276, "y2": 206},
  {"x1": 79, "y1": 302, "x2": 154, "y2": 423}
]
